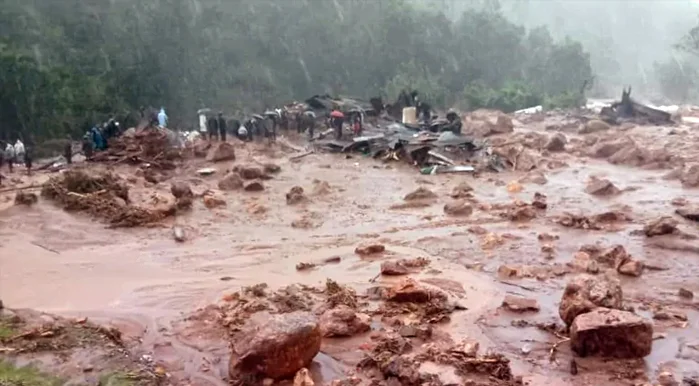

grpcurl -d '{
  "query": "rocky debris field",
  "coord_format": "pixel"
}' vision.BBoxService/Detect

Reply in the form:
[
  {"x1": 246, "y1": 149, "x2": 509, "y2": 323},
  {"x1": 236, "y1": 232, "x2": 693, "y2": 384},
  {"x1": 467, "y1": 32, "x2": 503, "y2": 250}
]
[{"x1": 1, "y1": 108, "x2": 699, "y2": 386}]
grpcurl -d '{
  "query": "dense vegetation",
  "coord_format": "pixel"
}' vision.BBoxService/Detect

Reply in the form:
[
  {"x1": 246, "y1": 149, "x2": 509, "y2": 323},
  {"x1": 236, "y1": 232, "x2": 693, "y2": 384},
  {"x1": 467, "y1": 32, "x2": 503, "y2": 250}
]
[{"x1": 0, "y1": 0, "x2": 593, "y2": 145}]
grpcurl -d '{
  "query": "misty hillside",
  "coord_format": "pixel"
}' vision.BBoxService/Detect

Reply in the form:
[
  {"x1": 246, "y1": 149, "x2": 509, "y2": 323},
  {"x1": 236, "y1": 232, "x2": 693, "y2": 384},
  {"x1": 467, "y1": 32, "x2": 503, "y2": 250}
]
[{"x1": 1, "y1": 0, "x2": 697, "y2": 145}]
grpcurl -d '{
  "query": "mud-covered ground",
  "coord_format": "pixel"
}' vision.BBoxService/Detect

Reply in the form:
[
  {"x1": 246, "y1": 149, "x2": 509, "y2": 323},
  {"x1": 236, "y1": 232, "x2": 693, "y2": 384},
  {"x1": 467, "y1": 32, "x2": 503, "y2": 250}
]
[{"x1": 1, "y1": 112, "x2": 699, "y2": 386}]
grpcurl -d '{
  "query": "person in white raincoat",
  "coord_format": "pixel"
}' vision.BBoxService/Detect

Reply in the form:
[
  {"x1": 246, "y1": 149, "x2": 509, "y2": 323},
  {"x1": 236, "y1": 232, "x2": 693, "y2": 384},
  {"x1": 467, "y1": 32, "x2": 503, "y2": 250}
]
[{"x1": 199, "y1": 112, "x2": 208, "y2": 135}]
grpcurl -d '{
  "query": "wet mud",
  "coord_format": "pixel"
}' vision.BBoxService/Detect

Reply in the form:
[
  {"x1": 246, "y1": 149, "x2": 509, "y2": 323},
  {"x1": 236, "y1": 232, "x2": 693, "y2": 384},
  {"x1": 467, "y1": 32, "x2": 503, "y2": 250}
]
[{"x1": 1, "y1": 117, "x2": 699, "y2": 385}]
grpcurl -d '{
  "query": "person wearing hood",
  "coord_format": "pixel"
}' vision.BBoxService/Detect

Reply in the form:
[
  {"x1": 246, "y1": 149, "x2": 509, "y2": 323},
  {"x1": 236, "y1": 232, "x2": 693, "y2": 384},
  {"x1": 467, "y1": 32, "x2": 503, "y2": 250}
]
[
  {"x1": 4, "y1": 142, "x2": 14, "y2": 173},
  {"x1": 91, "y1": 125, "x2": 106, "y2": 151},
  {"x1": 207, "y1": 114, "x2": 219, "y2": 141},
  {"x1": 445, "y1": 110, "x2": 462, "y2": 135},
  {"x1": 157, "y1": 107, "x2": 168, "y2": 127},
  {"x1": 13, "y1": 139, "x2": 25, "y2": 162},
  {"x1": 198, "y1": 111, "x2": 208, "y2": 137},
  {"x1": 82, "y1": 132, "x2": 94, "y2": 159}
]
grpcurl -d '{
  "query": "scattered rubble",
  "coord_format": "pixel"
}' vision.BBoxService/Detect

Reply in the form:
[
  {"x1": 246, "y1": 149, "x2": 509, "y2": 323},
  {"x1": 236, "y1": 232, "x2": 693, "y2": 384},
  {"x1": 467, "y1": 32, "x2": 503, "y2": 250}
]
[
  {"x1": 229, "y1": 311, "x2": 321, "y2": 381},
  {"x1": 570, "y1": 308, "x2": 653, "y2": 358},
  {"x1": 41, "y1": 170, "x2": 176, "y2": 228},
  {"x1": 559, "y1": 274, "x2": 624, "y2": 327},
  {"x1": 555, "y1": 210, "x2": 630, "y2": 230}
]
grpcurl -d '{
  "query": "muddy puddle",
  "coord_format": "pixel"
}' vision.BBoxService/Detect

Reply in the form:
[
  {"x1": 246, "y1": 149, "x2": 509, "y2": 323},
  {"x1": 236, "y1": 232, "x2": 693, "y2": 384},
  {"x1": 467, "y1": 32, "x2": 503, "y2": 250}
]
[{"x1": 1, "y1": 122, "x2": 699, "y2": 385}]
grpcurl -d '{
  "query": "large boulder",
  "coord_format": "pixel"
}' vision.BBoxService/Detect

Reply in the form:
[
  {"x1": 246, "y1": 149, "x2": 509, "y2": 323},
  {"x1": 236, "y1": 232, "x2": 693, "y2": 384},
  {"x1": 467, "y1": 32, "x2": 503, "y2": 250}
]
[
  {"x1": 643, "y1": 216, "x2": 678, "y2": 237},
  {"x1": 570, "y1": 308, "x2": 653, "y2": 358},
  {"x1": 443, "y1": 200, "x2": 473, "y2": 216},
  {"x1": 579, "y1": 120, "x2": 610, "y2": 134},
  {"x1": 229, "y1": 311, "x2": 321, "y2": 379},
  {"x1": 584, "y1": 177, "x2": 620, "y2": 196},
  {"x1": 218, "y1": 172, "x2": 244, "y2": 191},
  {"x1": 559, "y1": 274, "x2": 623, "y2": 327},
  {"x1": 207, "y1": 142, "x2": 236, "y2": 162},
  {"x1": 545, "y1": 133, "x2": 567, "y2": 152},
  {"x1": 319, "y1": 305, "x2": 371, "y2": 337}
]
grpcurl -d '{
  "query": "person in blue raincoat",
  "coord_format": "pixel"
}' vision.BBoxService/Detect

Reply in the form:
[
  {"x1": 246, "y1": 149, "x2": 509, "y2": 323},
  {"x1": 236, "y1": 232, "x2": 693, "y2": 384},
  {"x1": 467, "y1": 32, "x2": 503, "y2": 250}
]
[
  {"x1": 158, "y1": 107, "x2": 168, "y2": 127},
  {"x1": 91, "y1": 125, "x2": 106, "y2": 151}
]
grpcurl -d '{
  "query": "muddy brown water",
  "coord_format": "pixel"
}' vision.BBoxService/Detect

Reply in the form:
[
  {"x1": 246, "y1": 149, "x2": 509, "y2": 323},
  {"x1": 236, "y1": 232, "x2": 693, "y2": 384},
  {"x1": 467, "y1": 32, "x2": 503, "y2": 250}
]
[{"x1": 1, "y1": 130, "x2": 699, "y2": 385}]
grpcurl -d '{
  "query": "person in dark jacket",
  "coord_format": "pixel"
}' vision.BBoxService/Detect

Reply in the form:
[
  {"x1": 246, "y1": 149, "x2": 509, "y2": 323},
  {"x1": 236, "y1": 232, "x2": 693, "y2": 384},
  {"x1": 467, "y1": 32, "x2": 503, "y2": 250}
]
[
  {"x1": 82, "y1": 132, "x2": 94, "y2": 160},
  {"x1": 24, "y1": 148, "x2": 33, "y2": 176},
  {"x1": 445, "y1": 110, "x2": 462, "y2": 135},
  {"x1": 217, "y1": 112, "x2": 227, "y2": 142},
  {"x1": 229, "y1": 118, "x2": 241, "y2": 140},
  {"x1": 207, "y1": 115, "x2": 219, "y2": 141},
  {"x1": 64, "y1": 138, "x2": 73, "y2": 164}
]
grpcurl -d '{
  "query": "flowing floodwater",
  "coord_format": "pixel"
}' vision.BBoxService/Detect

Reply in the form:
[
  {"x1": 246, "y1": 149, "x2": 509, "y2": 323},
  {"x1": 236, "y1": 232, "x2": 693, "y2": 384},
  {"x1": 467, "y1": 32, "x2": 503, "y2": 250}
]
[{"x1": 1, "y1": 127, "x2": 699, "y2": 385}]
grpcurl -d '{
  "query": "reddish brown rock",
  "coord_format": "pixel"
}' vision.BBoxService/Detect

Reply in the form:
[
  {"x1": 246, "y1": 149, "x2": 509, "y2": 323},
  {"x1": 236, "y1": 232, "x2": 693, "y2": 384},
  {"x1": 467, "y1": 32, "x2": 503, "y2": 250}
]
[
  {"x1": 507, "y1": 206, "x2": 536, "y2": 222},
  {"x1": 404, "y1": 187, "x2": 437, "y2": 201},
  {"x1": 545, "y1": 133, "x2": 567, "y2": 152},
  {"x1": 286, "y1": 186, "x2": 307, "y2": 205},
  {"x1": 643, "y1": 216, "x2": 678, "y2": 237},
  {"x1": 450, "y1": 182, "x2": 473, "y2": 199},
  {"x1": 319, "y1": 305, "x2": 371, "y2": 337},
  {"x1": 538, "y1": 233, "x2": 559, "y2": 242},
  {"x1": 585, "y1": 177, "x2": 620, "y2": 196},
  {"x1": 591, "y1": 140, "x2": 626, "y2": 159},
  {"x1": 519, "y1": 171, "x2": 548, "y2": 185},
  {"x1": 387, "y1": 278, "x2": 430, "y2": 303},
  {"x1": 618, "y1": 259, "x2": 644, "y2": 277},
  {"x1": 653, "y1": 308, "x2": 688, "y2": 322},
  {"x1": 381, "y1": 261, "x2": 409, "y2": 276},
  {"x1": 680, "y1": 164, "x2": 699, "y2": 188},
  {"x1": 229, "y1": 311, "x2": 321, "y2": 379},
  {"x1": 203, "y1": 194, "x2": 226, "y2": 209},
  {"x1": 218, "y1": 172, "x2": 244, "y2": 191},
  {"x1": 671, "y1": 197, "x2": 688, "y2": 207},
  {"x1": 497, "y1": 265, "x2": 520, "y2": 278},
  {"x1": 501, "y1": 295, "x2": 540, "y2": 312},
  {"x1": 207, "y1": 142, "x2": 236, "y2": 162},
  {"x1": 355, "y1": 244, "x2": 385, "y2": 255},
  {"x1": 597, "y1": 245, "x2": 629, "y2": 267},
  {"x1": 570, "y1": 308, "x2": 652, "y2": 358},
  {"x1": 679, "y1": 288, "x2": 694, "y2": 299},
  {"x1": 171, "y1": 181, "x2": 193, "y2": 199},
  {"x1": 243, "y1": 181, "x2": 265, "y2": 192},
  {"x1": 443, "y1": 200, "x2": 473, "y2": 216},
  {"x1": 236, "y1": 166, "x2": 265, "y2": 180},
  {"x1": 559, "y1": 274, "x2": 623, "y2": 327}
]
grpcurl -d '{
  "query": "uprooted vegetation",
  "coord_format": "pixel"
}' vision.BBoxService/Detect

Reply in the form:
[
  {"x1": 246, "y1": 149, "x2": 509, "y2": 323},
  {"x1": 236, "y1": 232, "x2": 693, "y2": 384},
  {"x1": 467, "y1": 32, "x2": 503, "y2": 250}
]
[{"x1": 40, "y1": 170, "x2": 176, "y2": 228}]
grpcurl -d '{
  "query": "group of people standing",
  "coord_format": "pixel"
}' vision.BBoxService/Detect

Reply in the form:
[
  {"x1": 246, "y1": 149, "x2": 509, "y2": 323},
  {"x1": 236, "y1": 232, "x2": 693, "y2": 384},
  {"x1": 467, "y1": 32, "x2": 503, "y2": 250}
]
[
  {"x1": 0, "y1": 139, "x2": 32, "y2": 175},
  {"x1": 81, "y1": 118, "x2": 122, "y2": 160}
]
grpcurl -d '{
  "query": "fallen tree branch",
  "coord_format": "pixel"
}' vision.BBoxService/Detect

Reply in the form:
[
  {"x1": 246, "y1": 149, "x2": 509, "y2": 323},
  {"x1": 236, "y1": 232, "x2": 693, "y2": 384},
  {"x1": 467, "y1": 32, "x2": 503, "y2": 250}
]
[
  {"x1": 0, "y1": 184, "x2": 41, "y2": 193},
  {"x1": 549, "y1": 337, "x2": 571, "y2": 363},
  {"x1": 31, "y1": 241, "x2": 60, "y2": 255}
]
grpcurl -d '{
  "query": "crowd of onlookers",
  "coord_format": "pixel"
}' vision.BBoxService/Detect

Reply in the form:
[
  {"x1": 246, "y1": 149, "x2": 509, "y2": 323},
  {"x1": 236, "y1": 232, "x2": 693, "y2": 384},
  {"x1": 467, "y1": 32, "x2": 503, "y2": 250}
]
[{"x1": 0, "y1": 139, "x2": 32, "y2": 177}]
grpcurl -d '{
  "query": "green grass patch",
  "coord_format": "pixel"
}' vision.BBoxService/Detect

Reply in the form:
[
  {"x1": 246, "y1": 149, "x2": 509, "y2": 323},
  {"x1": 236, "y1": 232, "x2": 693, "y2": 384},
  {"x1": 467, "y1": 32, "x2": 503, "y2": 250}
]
[
  {"x1": 0, "y1": 321, "x2": 15, "y2": 341},
  {"x1": 0, "y1": 361, "x2": 63, "y2": 386}
]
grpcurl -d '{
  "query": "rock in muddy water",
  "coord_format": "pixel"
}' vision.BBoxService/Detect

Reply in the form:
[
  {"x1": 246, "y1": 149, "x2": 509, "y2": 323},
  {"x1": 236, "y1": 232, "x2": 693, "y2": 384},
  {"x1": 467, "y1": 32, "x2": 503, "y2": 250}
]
[
  {"x1": 643, "y1": 216, "x2": 678, "y2": 237},
  {"x1": 579, "y1": 120, "x2": 610, "y2": 134},
  {"x1": 519, "y1": 171, "x2": 548, "y2": 185},
  {"x1": 532, "y1": 192, "x2": 547, "y2": 210},
  {"x1": 501, "y1": 295, "x2": 540, "y2": 312},
  {"x1": 570, "y1": 308, "x2": 652, "y2": 358},
  {"x1": 676, "y1": 207, "x2": 699, "y2": 222},
  {"x1": 679, "y1": 288, "x2": 694, "y2": 299},
  {"x1": 203, "y1": 194, "x2": 226, "y2": 209},
  {"x1": 286, "y1": 186, "x2": 307, "y2": 205},
  {"x1": 355, "y1": 244, "x2": 385, "y2": 256},
  {"x1": 172, "y1": 226, "x2": 185, "y2": 242},
  {"x1": 591, "y1": 140, "x2": 627, "y2": 159},
  {"x1": 559, "y1": 274, "x2": 623, "y2": 327},
  {"x1": 617, "y1": 259, "x2": 644, "y2": 277},
  {"x1": 507, "y1": 206, "x2": 536, "y2": 222},
  {"x1": 545, "y1": 133, "x2": 567, "y2": 152},
  {"x1": 443, "y1": 200, "x2": 473, "y2": 216},
  {"x1": 293, "y1": 368, "x2": 314, "y2": 386},
  {"x1": 671, "y1": 197, "x2": 688, "y2": 207},
  {"x1": 236, "y1": 165, "x2": 265, "y2": 180},
  {"x1": 243, "y1": 181, "x2": 265, "y2": 192},
  {"x1": 218, "y1": 172, "x2": 244, "y2": 191},
  {"x1": 450, "y1": 182, "x2": 473, "y2": 198},
  {"x1": 381, "y1": 261, "x2": 409, "y2": 276},
  {"x1": 319, "y1": 305, "x2": 371, "y2": 337},
  {"x1": 681, "y1": 164, "x2": 699, "y2": 188},
  {"x1": 585, "y1": 177, "x2": 620, "y2": 196},
  {"x1": 207, "y1": 142, "x2": 236, "y2": 162},
  {"x1": 229, "y1": 311, "x2": 321, "y2": 379},
  {"x1": 14, "y1": 191, "x2": 38, "y2": 206},
  {"x1": 404, "y1": 187, "x2": 437, "y2": 201},
  {"x1": 387, "y1": 278, "x2": 430, "y2": 303},
  {"x1": 263, "y1": 163, "x2": 281, "y2": 174},
  {"x1": 171, "y1": 181, "x2": 193, "y2": 199}
]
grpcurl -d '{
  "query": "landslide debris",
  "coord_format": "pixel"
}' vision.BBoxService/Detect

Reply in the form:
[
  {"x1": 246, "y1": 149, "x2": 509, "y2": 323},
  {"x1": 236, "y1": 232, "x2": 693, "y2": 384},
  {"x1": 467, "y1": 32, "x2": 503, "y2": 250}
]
[{"x1": 41, "y1": 170, "x2": 176, "y2": 228}]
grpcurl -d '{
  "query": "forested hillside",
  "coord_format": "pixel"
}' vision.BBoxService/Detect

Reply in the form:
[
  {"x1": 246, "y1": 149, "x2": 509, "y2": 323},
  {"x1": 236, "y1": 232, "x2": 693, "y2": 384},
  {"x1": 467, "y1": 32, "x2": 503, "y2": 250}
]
[{"x1": 0, "y1": 0, "x2": 593, "y2": 144}]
